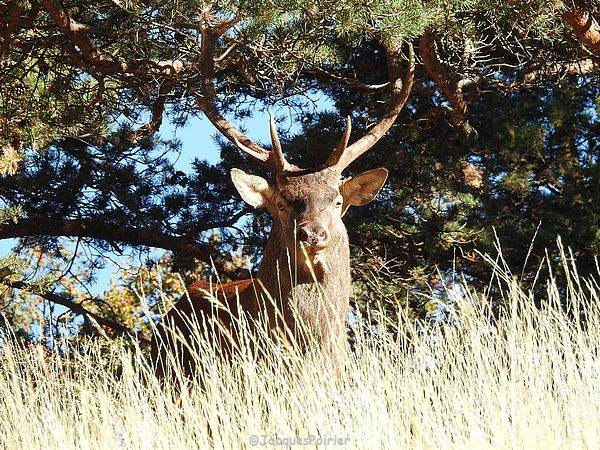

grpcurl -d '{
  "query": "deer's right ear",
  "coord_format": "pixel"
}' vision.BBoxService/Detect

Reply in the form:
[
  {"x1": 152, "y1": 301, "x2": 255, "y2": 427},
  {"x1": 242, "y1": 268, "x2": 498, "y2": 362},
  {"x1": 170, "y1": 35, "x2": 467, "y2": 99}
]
[{"x1": 231, "y1": 168, "x2": 273, "y2": 208}]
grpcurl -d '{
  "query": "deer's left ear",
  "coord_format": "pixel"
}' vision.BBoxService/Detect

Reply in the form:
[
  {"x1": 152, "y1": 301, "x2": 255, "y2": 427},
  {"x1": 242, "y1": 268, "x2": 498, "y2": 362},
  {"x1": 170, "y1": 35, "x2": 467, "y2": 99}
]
[{"x1": 341, "y1": 168, "x2": 388, "y2": 211}]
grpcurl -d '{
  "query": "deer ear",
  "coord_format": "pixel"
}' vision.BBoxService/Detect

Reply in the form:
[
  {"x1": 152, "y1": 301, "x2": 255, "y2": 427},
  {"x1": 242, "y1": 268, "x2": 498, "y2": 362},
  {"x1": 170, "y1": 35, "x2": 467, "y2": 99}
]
[
  {"x1": 341, "y1": 168, "x2": 388, "y2": 208},
  {"x1": 231, "y1": 168, "x2": 273, "y2": 208}
]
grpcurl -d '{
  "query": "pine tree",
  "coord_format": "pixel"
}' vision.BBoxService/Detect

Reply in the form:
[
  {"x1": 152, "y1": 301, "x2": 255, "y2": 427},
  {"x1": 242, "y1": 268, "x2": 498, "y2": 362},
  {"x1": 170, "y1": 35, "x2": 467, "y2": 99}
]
[{"x1": 0, "y1": 0, "x2": 598, "y2": 337}]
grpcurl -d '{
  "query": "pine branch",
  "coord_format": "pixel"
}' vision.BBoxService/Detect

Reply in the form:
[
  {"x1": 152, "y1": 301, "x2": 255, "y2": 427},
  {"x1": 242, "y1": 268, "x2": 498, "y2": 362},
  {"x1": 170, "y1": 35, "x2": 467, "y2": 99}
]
[
  {"x1": 39, "y1": 0, "x2": 186, "y2": 77},
  {"x1": 0, "y1": 217, "x2": 214, "y2": 261}
]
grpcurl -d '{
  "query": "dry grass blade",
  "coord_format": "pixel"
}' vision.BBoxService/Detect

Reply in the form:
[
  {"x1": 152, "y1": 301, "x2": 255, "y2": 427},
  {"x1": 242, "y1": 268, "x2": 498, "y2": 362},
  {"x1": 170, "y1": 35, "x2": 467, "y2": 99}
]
[{"x1": 1, "y1": 249, "x2": 600, "y2": 449}]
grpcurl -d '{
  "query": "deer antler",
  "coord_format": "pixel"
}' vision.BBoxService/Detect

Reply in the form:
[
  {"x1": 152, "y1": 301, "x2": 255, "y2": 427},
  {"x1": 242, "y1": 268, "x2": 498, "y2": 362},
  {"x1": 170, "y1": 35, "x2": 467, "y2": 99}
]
[
  {"x1": 326, "y1": 42, "x2": 415, "y2": 173},
  {"x1": 196, "y1": 18, "x2": 280, "y2": 172},
  {"x1": 268, "y1": 115, "x2": 293, "y2": 173},
  {"x1": 197, "y1": 15, "x2": 413, "y2": 175}
]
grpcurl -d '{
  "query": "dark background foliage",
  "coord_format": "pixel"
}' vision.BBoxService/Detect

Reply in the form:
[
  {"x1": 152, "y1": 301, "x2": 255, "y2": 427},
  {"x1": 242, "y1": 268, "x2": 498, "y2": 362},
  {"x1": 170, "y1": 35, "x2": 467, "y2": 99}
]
[{"x1": 0, "y1": 0, "x2": 598, "y2": 341}]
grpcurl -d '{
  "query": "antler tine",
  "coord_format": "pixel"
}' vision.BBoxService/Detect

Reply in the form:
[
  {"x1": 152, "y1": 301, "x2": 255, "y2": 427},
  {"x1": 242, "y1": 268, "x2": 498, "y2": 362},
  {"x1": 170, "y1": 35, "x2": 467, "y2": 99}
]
[
  {"x1": 327, "y1": 42, "x2": 415, "y2": 173},
  {"x1": 269, "y1": 115, "x2": 291, "y2": 173},
  {"x1": 324, "y1": 116, "x2": 352, "y2": 168},
  {"x1": 339, "y1": 115, "x2": 352, "y2": 151},
  {"x1": 230, "y1": 134, "x2": 271, "y2": 165}
]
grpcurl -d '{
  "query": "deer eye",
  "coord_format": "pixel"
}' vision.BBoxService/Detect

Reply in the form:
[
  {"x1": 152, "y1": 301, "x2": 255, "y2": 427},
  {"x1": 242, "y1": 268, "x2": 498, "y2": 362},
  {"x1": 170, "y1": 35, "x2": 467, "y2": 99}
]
[{"x1": 335, "y1": 200, "x2": 343, "y2": 207}]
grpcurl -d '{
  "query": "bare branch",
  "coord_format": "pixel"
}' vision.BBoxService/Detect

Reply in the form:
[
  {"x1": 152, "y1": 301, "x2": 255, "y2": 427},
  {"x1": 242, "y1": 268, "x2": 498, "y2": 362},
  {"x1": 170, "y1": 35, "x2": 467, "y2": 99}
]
[
  {"x1": 420, "y1": 30, "x2": 474, "y2": 129},
  {"x1": 312, "y1": 66, "x2": 390, "y2": 92},
  {"x1": 2, "y1": 278, "x2": 151, "y2": 343},
  {"x1": 522, "y1": 58, "x2": 597, "y2": 83},
  {"x1": 561, "y1": 0, "x2": 600, "y2": 55},
  {"x1": 126, "y1": 81, "x2": 173, "y2": 144},
  {"x1": 0, "y1": 1, "x2": 40, "y2": 60},
  {"x1": 0, "y1": 218, "x2": 216, "y2": 263}
]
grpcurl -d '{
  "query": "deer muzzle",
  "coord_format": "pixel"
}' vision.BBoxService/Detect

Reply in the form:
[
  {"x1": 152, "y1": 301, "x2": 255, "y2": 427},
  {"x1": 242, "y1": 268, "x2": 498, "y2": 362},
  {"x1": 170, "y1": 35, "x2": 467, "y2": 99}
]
[{"x1": 298, "y1": 223, "x2": 330, "y2": 252}]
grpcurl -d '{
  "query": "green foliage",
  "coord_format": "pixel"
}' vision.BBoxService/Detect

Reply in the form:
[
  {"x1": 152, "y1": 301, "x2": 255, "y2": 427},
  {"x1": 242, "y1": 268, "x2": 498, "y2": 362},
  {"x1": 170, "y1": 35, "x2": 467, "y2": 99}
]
[{"x1": 0, "y1": 0, "x2": 599, "y2": 338}]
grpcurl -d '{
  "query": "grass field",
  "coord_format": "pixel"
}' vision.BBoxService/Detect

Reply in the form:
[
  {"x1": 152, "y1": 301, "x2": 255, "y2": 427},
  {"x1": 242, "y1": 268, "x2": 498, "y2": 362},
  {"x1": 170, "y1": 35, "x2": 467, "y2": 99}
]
[{"x1": 1, "y1": 250, "x2": 599, "y2": 449}]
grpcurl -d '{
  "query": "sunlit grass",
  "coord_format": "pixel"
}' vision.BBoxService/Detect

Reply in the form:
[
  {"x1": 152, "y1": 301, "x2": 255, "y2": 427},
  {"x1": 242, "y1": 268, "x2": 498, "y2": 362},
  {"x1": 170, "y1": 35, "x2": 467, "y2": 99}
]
[{"x1": 1, "y1": 245, "x2": 600, "y2": 449}]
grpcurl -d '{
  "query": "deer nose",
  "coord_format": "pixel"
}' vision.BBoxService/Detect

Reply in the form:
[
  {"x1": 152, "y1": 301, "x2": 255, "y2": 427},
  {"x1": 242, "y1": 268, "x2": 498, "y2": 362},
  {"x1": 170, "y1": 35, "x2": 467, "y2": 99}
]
[{"x1": 298, "y1": 225, "x2": 329, "y2": 248}]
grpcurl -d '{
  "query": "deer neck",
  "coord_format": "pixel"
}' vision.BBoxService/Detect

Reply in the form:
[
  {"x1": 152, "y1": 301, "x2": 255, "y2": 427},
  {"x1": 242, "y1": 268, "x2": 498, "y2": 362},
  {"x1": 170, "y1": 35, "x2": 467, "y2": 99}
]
[{"x1": 256, "y1": 223, "x2": 352, "y2": 341}]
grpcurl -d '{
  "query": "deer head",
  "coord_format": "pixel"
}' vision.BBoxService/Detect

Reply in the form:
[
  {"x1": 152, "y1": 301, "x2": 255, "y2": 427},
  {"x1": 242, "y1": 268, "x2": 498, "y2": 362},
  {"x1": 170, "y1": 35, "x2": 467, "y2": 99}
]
[
  {"x1": 196, "y1": 26, "x2": 414, "y2": 270},
  {"x1": 230, "y1": 118, "x2": 390, "y2": 269}
]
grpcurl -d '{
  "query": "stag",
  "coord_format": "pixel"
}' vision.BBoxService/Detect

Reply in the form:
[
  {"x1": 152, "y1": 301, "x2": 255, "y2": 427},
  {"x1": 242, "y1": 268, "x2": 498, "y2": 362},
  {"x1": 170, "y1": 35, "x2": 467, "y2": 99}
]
[{"x1": 151, "y1": 24, "x2": 414, "y2": 379}]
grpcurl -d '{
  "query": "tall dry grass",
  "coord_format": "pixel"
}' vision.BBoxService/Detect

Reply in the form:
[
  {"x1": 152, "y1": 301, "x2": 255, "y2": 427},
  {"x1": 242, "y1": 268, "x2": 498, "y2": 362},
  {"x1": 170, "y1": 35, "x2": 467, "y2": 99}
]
[{"x1": 1, "y1": 246, "x2": 600, "y2": 449}]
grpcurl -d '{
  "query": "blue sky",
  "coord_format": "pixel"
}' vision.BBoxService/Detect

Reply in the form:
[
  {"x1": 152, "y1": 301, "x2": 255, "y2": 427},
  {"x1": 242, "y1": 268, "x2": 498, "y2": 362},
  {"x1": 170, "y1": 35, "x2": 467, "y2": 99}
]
[{"x1": 2, "y1": 93, "x2": 334, "y2": 294}]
